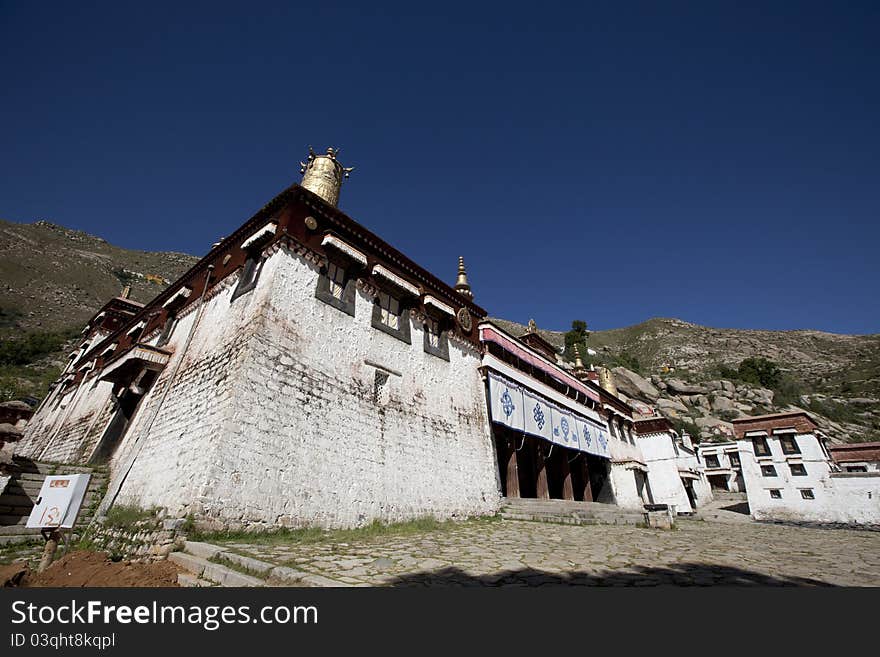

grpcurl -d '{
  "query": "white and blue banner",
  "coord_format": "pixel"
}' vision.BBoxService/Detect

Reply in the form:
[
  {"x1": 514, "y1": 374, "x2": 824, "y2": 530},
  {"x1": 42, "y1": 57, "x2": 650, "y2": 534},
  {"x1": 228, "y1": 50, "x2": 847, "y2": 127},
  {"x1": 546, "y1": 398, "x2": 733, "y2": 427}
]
[
  {"x1": 578, "y1": 418, "x2": 611, "y2": 459},
  {"x1": 522, "y1": 389, "x2": 553, "y2": 442},
  {"x1": 488, "y1": 373, "x2": 525, "y2": 432},
  {"x1": 488, "y1": 372, "x2": 609, "y2": 459}
]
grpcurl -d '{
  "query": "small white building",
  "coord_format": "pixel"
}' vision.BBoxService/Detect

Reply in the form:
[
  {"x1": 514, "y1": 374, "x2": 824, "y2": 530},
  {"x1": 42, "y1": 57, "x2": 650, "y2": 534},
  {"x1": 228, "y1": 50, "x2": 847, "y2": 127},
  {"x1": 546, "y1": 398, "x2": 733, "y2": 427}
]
[
  {"x1": 635, "y1": 417, "x2": 712, "y2": 514},
  {"x1": 697, "y1": 441, "x2": 746, "y2": 493},
  {"x1": 828, "y1": 442, "x2": 880, "y2": 473},
  {"x1": 734, "y1": 412, "x2": 880, "y2": 526}
]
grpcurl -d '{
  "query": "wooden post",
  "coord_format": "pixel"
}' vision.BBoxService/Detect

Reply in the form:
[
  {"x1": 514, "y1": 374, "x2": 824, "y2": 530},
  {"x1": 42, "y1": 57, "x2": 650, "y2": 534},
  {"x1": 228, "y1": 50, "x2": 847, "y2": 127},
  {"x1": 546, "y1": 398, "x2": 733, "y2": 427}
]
[
  {"x1": 535, "y1": 444, "x2": 549, "y2": 500},
  {"x1": 505, "y1": 440, "x2": 520, "y2": 499},
  {"x1": 38, "y1": 529, "x2": 62, "y2": 573},
  {"x1": 561, "y1": 454, "x2": 574, "y2": 501},
  {"x1": 581, "y1": 457, "x2": 593, "y2": 502}
]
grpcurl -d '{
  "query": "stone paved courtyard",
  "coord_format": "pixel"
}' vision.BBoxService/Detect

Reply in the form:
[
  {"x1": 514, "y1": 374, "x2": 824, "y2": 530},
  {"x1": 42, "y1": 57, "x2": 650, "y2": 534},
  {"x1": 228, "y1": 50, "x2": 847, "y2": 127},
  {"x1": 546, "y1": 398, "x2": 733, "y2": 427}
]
[{"x1": 218, "y1": 518, "x2": 880, "y2": 587}]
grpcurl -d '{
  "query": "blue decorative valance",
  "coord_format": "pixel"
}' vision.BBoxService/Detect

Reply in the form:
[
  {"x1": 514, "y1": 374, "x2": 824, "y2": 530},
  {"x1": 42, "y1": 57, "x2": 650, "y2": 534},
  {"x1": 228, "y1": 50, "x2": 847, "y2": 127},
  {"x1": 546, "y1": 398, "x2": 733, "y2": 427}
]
[{"x1": 488, "y1": 372, "x2": 610, "y2": 459}]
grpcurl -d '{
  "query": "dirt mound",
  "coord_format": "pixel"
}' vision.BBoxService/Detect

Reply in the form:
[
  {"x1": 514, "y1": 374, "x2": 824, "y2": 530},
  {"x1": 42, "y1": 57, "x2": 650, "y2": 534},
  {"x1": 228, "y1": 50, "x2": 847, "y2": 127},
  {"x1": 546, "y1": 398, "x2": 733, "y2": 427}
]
[{"x1": 9, "y1": 551, "x2": 181, "y2": 587}]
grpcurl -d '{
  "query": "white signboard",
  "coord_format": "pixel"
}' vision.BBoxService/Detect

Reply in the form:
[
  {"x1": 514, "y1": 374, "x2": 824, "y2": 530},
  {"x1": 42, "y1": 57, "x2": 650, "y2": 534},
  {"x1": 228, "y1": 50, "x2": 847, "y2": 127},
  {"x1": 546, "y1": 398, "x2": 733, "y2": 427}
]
[{"x1": 26, "y1": 474, "x2": 91, "y2": 529}]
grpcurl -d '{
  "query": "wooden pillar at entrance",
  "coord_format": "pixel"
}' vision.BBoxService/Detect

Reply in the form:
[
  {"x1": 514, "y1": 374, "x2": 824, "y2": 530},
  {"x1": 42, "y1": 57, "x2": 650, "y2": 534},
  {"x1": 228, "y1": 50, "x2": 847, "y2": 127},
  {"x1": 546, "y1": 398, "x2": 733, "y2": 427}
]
[
  {"x1": 535, "y1": 443, "x2": 549, "y2": 500},
  {"x1": 505, "y1": 439, "x2": 520, "y2": 498},
  {"x1": 581, "y1": 457, "x2": 593, "y2": 502},
  {"x1": 561, "y1": 455, "x2": 574, "y2": 501}
]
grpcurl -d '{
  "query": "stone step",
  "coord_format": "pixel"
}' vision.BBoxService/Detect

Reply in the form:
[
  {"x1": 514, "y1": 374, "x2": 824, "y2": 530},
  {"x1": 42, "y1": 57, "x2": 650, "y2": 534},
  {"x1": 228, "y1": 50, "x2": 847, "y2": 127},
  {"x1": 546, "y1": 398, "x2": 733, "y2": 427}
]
[
  {"x1": 178, "y1": 542, "x2": 346, "y2": 587},
  {"x1": 169, "y1": 552, "x2": 266, "y2": 588},
  {"x1": 177, "y1": 572, "x2": 217, "y2": 588},
  {"x1": 501, "y1": 512, "x2": 641, "y2": 526},
  {"x1": 11, "y1": 460, "x2": 99, "y2": 475},
  {"x1": 0, "y1": 513, "x2": 94, "y2": 529}
]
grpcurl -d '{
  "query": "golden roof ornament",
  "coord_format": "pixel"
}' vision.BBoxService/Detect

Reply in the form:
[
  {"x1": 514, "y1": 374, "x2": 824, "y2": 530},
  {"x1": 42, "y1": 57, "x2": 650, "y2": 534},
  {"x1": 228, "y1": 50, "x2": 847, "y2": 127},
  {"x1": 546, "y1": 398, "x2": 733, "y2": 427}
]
[
  {"x1": 527, "y1": 318, "x2": 537, "y2": 334},
  {"x1": 299, "y1": 146, "x2": 354, "y2": 207},
  {"x1": 455, "y1": 256, "x2": 473, "y2": 300},
  {"x1": 574, "y1": 344, "x2": 584, "y2": 369},
  {"x1": 597, "y1": 366, "x2": 618, "y2": 396}
]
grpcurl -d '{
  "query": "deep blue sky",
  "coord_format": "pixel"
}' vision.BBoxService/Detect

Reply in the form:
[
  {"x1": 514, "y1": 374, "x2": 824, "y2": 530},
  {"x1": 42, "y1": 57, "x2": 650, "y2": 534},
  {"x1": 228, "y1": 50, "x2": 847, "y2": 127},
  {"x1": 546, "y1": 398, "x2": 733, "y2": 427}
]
[{"x1": 2, "y1": 2, "x2": 878, "y2": 334}]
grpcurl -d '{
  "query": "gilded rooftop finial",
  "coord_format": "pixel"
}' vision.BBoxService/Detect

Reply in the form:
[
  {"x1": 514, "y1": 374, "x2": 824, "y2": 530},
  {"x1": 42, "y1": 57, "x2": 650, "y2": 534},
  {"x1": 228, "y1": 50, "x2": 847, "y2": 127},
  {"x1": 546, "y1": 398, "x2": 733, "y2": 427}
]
[
  {"x1": 527, "y1": 318, "x2": 537, "y2": 334},
  {"x1": 455, "y1": 256, "x2": 473, "y2": 300},
  {"x1": 299, "y1": 146, "x2": 354, "y2": 207},
  {"x1": 574, "y1": 344, "x2": 584, "y2": 369}
]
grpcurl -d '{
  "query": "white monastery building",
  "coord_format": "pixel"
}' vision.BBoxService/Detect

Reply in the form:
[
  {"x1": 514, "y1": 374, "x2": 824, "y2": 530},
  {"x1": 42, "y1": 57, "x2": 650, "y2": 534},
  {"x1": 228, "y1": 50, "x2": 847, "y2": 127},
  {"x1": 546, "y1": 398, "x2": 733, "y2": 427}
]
[
  {"x1": 734, "y1": 412, "x2": 880, "y2": 526},
  {"x1": 15, "y1": 150, "x2": 876, "y2": 531},
  {"x1": 17, "y1": 149, "x2": 499, "y2": 530},
  {"x1": 697, "y1": 441, "x2": 746, "y2": 493}
]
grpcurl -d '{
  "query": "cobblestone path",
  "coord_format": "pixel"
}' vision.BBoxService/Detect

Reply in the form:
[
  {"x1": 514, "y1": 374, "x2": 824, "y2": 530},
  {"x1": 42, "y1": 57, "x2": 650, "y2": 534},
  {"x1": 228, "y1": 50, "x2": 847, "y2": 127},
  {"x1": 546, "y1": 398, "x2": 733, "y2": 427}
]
[{"x1": 221, "y1": 518, "x2": 880, "y2": 587}]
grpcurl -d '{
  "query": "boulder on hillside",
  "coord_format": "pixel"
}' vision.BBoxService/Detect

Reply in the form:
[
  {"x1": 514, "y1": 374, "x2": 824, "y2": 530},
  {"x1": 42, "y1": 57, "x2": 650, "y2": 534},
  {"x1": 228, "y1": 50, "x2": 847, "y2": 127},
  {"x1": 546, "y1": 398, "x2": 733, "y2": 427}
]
[
  {"x1": 665, "y1": 379, "x2": 708, "y2": 395},
  {"x1": 711, "y1": 395, "x2": 737, "y2": 413},
  {"x1": 656, "y1": 398, "x2": 690, "y2": 416},
  {"x1": 686, "y1": 394, "x2": 710, "y2": 411},
  {"x1": 612, "y1": 367, "x2": 660, "y2": 401},
  {"x1": 752, "y1": 388, "x2": 774, "y2": 406},
  {"x1": 721, "y1": 380, "x2": 736, "y2": 394}
]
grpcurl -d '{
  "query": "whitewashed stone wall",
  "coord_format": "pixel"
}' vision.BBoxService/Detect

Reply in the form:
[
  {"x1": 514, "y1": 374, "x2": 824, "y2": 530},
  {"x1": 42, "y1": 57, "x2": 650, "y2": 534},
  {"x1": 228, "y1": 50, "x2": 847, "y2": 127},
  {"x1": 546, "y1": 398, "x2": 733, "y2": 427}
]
[
  {"x1": 607, "y1": 436, "x2": 647, "y2": 509},
  {"x1": 737, "y1": 434, "x2": 880, "y2": 525},
  {"x1": 638, "y1": 433, "x2": 693, "y2": 512},
  {"x1": 16, "y1": 369, "x2": 116, "y2": 464},
  {"x1": 109, "y1": 245, "x2": 499, "y2": 528}
]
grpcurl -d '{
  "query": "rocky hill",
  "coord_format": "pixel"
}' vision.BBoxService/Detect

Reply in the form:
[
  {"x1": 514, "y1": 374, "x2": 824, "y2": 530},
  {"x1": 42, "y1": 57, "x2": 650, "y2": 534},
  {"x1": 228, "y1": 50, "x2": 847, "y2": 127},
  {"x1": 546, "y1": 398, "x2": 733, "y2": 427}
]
[
  {"x1": 0, "y1": 219, "x2": 198, "y2": 333},
  {"x1": 0, "y1": 219, "x2": 198, "y2": 402},
  {"x1": 491, "y1": 318, "x2": 880, "y2": 444}
]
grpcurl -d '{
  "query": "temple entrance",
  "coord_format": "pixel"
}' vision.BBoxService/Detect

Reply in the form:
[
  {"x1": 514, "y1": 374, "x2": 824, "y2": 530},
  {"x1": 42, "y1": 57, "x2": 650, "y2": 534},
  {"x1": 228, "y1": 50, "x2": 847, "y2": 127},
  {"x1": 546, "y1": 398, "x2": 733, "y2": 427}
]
[
  {"x1": 90, "y1": 369, "x2": 158, "y2": 464},
  {"x1": 494, "y1": 428, "x2": 614, "y2": 504},
  {"x1": 683, "y1": 478, "x2": 698, "y2": 510}
]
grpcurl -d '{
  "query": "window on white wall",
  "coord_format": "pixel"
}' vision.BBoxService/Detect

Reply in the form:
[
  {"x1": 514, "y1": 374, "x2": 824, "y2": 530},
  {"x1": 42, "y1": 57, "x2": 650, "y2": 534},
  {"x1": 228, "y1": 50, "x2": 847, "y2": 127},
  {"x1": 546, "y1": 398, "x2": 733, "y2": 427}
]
[
  {"x1": 769, "y1": 489, "x2": 782, "y2": 499},
  {"x1": 800, "y1": 489, "x2": 815, "y2": 500},
  {"x1": 315, "y1": 260, "x2": 355, "y2": 316},
  {"x1": 371, "y1": 290, "x2": 411, "y2": 344},
  {"x1": 780, "y1": 435, "x2": 801, "y2": 455}
]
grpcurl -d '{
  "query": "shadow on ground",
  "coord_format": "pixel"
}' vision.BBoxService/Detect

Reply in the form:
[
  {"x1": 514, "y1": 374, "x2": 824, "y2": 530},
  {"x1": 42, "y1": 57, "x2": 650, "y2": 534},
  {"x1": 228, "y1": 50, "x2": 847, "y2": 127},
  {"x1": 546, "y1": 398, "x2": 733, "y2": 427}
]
[
  {"x1": 384, "y1": 563, "x2": 833, "y2": 587},
  {"x1": 720, "y1": 502, "x2": 751, "y2": 515}
]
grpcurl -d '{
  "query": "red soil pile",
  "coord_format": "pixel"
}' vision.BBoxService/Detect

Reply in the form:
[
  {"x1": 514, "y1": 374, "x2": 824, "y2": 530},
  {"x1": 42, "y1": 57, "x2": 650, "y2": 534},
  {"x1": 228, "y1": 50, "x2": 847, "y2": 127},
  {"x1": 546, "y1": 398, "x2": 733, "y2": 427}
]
[{"x1": 7, "y1": 551, "x2": 182, "y2": 587}]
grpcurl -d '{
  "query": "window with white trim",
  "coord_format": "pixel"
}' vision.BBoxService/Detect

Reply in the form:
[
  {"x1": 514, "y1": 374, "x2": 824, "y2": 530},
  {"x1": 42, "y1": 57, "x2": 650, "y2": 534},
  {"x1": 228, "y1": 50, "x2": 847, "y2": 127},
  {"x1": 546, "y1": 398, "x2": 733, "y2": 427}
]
[
  {"x1": 371, "y1": 290, "x2": 411, "y2": 344},
  {"x1": 328, "y1": 262, "x2": 345, "y2": 300},
  {"x1": 423, "y1": 316, "x2": 449, "y2": 361},
  {"x1": 315, "y1": 260, "x2": 355, "y2": 316},
  {"x1": 377, "y1": 291, "x2": 400, "y2": 330}
]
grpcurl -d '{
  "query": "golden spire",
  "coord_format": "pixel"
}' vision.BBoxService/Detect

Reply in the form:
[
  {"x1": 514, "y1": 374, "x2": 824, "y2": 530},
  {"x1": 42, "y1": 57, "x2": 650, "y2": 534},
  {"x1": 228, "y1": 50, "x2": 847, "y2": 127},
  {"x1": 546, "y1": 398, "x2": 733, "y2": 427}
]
[
  {"x1": 574, "y1": 344, "x2": 584, "y2": 369},
  {"x1": 455, "y1": 256, "x2": 473, "y2": 300},
  {"x1": 299, "y1": 146, "x2": 354, "y2": 207}
]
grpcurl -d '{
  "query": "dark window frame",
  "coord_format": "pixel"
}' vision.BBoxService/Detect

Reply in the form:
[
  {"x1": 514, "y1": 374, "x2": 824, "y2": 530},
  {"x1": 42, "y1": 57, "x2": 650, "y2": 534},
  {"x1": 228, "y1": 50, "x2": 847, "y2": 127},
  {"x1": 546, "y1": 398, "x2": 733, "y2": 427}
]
[
  {"x1": 753, "y1": 436, "x2": 772, "y2": 457},
  {"x1": 779, "y1": 434, "x2": 801, "y2": 455},
  {"x1": 789, "y1": 463, "x2": 808, "y2": 477},
  {"x1": 156, "y1": 313, "x2": 177, "y2": 347},
  {"x1": 800, "y1": 489, "x2": 815, "y2": 500},
  {"x1": 371, "y1": 290, "x2": 411, "y2": 344},
  {"x1": 231, "y1": 249, "x2": 267, "y2": 302},
  {"x1": 705, "y1": 455, "x2": 721, "y2": 468},
  {"x1": 769, "y1": 489, "x2": 782, "y2": 499},
  {"x1": 315, "y1": 260, "x2": 356, "y2": 316},
  {"x1": 728, "y1": 453, "x2": 741, "y2": 467},
  {"x1": 422, "y1": 314, "x2": 450, "y2": 361},
  {"x1": 761, "y1": 464, "x2": 778, "y2": 477}
]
